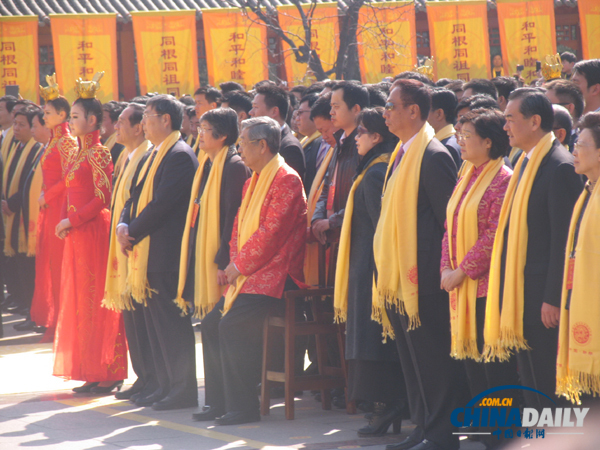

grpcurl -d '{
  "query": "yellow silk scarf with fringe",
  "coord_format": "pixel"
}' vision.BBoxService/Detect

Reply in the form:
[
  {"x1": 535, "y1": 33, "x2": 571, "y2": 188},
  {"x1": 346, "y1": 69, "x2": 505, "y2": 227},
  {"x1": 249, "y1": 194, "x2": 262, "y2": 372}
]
[
  {"x1": 103, "y1": 140, "x2": 151, "y2": 311},
  {"x1": 334, "y1": 153, "x2": 389, "y2": 322},
  {"x1": 222, "y1": 154, "x2": 285, "y2": 316},
  {"x1": 435, "y1": 124, "x2": 455, "y2": 142},
  {"x1": 25, "y1": 145, "x2": 46, "y2": 256},
  {"x1": 484, "y1": 132, "x2": 555, "y2": 361},
  {"x1": 372, "y1": 123, "x2": 435, "y2": 339},
  {"x1": 4, "y1": 138, "x2": 37, "y2": 257},
  {"x1": 556, "y1": 183, "x2": 600, "y2": 404},
  {"x1": 127, "y1": 131, "x2": 180, "y2": 305},
  {"x1": 300, "y1": 131, "x2": 321, "y2": 148},
  {"x1": 175, "y1": 147, "x2": 227, "y2": 318},
  {"x1": 303, "y1": 146, "x2": 334, "y2": 286},
  {"x1": 447, "y1": 158, "x2": 505, "y2": 361},
  {"x1": 1, "y1": 127, "x2": 14, "y2": 163}
]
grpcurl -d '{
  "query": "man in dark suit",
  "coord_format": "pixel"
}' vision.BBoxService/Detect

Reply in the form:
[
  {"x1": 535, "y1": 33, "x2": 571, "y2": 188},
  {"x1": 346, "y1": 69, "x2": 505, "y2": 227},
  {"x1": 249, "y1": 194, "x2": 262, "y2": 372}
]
[
  {"x1": 102, "y1": 101, "x2": 127, "y2": 166},
  {"x1": 250, "y1": 84, "x2": 305, "y2": 181},
  {"x1": 117, "y1": 95, "x2": 199, "y2": 411},
  {"x1": 428, "y1": 87, "x2": 461, "y2": 169},
  {"x1": 295, "y1": 93, "x2": 322, "y2": 193},
  {"x1": 382, "y1": 79, "x2": 467, "y2": 450},
  {"x1": 499, "y1": 89, "x2": 582, "y2": 408}
]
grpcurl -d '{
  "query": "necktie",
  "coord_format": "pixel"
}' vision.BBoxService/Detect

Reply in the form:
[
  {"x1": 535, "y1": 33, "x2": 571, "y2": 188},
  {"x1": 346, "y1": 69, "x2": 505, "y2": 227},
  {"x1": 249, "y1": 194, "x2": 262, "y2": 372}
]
[
  {"x1": 391, "y1": 144, "x2": 405, "y2": 173},
  {"x1": 515, "y1": 156, "x2": 529, "y2": 189}
]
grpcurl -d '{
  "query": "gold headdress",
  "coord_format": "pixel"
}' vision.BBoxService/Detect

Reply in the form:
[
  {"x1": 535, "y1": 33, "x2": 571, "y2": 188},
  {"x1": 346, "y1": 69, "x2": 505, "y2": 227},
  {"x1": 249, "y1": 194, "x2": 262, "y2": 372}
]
[
  {"x1": 39, "y1": 73, "x2": 60, "y2": 102},
  {"x1": 75, "y1": 71, "x2": 104, "y2": 99},
  {"x1": 542, "y1": 54, "x2": 562, "y2": 81},
  {"x1": 414, "y1": 58, "x2": 434, "y2": 81}
]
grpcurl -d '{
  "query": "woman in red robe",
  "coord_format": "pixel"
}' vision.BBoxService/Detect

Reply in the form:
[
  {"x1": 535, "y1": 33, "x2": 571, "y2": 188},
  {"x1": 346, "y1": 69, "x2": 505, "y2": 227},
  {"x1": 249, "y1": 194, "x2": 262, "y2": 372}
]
[
  {"x1": 53, "y1": 90, "x2": 127, "y2": 393},
  {"x1": 30, "y1": 96, "x2": 77, "y2": 342}
]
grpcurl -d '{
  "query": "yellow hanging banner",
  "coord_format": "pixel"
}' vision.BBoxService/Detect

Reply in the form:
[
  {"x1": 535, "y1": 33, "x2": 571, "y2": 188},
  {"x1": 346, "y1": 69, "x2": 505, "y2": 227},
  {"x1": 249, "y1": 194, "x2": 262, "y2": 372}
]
[
  {"x1": 201, "y1": 8, "x2": 268, "y2": 90},
  {"x1": 50, "y1": 14, "x2": 118, "y2": 103},
  {"x1": 357, "y1": 2, "x2": 416, "y2": 84},
  {"x1": 131, "y1": 11, "x2": 199, "y2": 98},
  {"x1": 427, "y1": 0, "x2": 490, "y2": 82},
  {"x1": 278, "y1": 3, "x2": 339, "y2": 86},
  {"x1": 578, "y1": 0, "x2": 600, "y2": 60},
  {"x1": 0, "y1": 17, "x2": 39, "y2": 102},
  {"x1": 496, "y1": 0, "x2": 556, "y2": 84}
]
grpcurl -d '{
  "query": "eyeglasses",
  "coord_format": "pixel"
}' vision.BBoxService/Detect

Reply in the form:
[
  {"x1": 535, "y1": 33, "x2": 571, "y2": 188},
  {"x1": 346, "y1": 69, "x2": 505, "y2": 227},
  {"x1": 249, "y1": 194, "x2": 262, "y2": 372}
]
[
  {"x1": 199, "y1": 127, "x2": 213, "y2": 134},
  {"x1": 239, "y1": 138, "x2": 260, "y2": 147},
  {"x1": 574, "y1": 141, "x2": 594, "y2": 151},
  {"x1": 384, "y1": 102, "x2": 395, "y2": 111},
  {"x1": 142, "y1": 113, "x2": 164, "y2": 119},
  {"x1": 456, "y1": 132, "x2": 472, "y2": 142},
  {"x1": 356, "y1": 126, "x2": 370, "y2": 137}
]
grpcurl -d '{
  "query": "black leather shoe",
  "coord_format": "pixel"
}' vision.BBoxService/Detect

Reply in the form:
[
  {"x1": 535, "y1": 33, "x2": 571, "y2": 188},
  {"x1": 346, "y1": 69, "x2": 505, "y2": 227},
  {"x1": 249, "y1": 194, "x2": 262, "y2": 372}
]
[
  {"x1": 215, "y1": 410, "x2": 260, "y2": 426},
  {"x1": 135, "y1": 391, "x2": 165, "y2": 407},
  {"x1": 386, "y1": 436, "x2": 421, "y2": 450},
  {"x1": 409, "y1": 440, "x2": 444, "y2": 450},
  {"x1": 14, "y1": 319, "x2": 36, "y2": 331},
  {"x1": 357, "y1": 402, "x2": 402, "y2": 437},
  {"x1": 90, "y1": 380, "x2": 123, "y2": 394},
  {"x1": 192, "y1": 406, "x2": 224, "y2": 421},
  {"x1": 72, "y1": 382, "x2": 99, "y2": 393},
  {"x1": 115, "y1": 385, "x2": 142, "y2": 400},
  {"x1": 152, "y1": 395, "x2": 198, "y2": 411}
]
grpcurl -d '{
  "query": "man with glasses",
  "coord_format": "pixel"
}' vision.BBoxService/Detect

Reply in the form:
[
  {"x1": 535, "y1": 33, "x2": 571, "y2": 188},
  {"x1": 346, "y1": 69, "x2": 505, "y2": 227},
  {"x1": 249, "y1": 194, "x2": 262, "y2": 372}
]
[
  {"x1": 117, "y1": 95, "x2": 199, "y2": 411},
  {"x1": 295, "y1": 93, "x2": 323, "y2": 193}
]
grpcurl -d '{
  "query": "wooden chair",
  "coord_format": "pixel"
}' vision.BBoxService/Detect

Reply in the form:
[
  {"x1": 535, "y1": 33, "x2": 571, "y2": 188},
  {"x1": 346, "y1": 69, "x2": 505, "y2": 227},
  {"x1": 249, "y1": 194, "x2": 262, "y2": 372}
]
[{"x1": 260, "y1": 242, "x2": 356, "y2": 420}]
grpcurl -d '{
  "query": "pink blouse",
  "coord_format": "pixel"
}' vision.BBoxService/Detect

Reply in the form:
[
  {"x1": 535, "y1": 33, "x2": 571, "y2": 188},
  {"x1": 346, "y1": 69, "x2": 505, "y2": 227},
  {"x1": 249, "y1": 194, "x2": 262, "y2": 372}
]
[{"x1": 441, "y1": 161, "x2": 513, "y2": 298}]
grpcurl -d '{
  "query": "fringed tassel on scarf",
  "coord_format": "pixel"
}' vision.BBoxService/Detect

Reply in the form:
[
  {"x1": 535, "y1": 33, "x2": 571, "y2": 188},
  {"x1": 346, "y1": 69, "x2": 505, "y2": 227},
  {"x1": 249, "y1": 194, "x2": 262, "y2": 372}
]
[
  {"x1": 557, "y1": 372, "x2": 600, "y2": 406},
  {"x1": 482, "y1": 327, "x2": 531, "y2": 362},
  {"x1": 451, "y1": 336, "x2": 482, "y2": 361}
]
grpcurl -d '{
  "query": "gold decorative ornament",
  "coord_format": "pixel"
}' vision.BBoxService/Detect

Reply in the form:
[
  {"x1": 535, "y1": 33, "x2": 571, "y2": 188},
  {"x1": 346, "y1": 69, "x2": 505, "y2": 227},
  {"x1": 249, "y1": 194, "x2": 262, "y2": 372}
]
[
  {"x1": 542, "y1": 54, "x2": 562, "y2": 81},
  {"x1": 39, "y1": 73, "x2": 60, "y2": 102},
  {"x1": 414, "y1": 58, "x2": 434, "y2": 81},
  {"x1": 75, "y1": 71, "x2": 104, "y2": 99}
]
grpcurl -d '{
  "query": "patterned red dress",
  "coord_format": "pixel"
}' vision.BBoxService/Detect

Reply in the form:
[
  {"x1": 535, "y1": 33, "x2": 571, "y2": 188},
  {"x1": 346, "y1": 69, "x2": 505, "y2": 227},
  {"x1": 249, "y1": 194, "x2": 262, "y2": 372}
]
[
  {"x1": 30, "y1": 122, "x2": 77, "y2": 341},
  {"x1": 53, "y1": 130, "x2": 127, "y2": 382}
]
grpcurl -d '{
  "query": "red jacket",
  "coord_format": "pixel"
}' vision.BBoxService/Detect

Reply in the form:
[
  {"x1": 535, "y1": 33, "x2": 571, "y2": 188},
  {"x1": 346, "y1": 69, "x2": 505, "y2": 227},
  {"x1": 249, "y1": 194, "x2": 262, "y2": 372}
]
[{"x1": 230, "y1": 163, "x2": 307, "y2": 299}]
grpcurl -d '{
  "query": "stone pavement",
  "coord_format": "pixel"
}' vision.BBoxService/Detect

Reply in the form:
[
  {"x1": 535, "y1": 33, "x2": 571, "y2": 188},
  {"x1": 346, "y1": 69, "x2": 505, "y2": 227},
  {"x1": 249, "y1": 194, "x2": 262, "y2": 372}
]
[{"x1": 0, "y1": 310, "x2": 492, "y2": 450}]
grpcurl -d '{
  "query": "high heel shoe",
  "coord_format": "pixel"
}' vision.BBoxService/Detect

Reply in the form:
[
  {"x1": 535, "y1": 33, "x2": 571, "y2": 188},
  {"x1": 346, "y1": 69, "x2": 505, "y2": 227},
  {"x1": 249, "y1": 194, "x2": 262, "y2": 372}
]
[
  {"x1": 72, "y1": 382, "x2": 99, "y2": 393},
  {"x1": 357, "y1": 402, "x2": 402, "y2": 437},
  {"x1": 90, "y1": 380, "x2": 124, "y2": 394}
]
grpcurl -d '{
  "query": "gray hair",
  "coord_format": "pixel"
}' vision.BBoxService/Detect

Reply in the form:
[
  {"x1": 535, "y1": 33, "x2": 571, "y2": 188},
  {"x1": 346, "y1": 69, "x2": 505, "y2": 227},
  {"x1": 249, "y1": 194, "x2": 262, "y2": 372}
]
[{"x1": 241, "y1": 117, "x2": 281, "y2": 154}]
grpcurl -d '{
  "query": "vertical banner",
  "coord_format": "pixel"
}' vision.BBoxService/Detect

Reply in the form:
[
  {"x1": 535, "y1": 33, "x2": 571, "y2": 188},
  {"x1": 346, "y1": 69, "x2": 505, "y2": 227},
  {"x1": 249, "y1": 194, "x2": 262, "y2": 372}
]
[
  {"x1": 278, "y1": 3, "x2": 339, "y2": 86},
  {"x1": 357, "y1": 2, "x2": 417, "y2": 84},
  {"x1": 427, "y1": 1, "x2": 490, "y2": 82},
  {"x1": 496, "y1": 0, "x2": 556, "y2": 84},
  {"x1": 50, "y1": 14, "x2": 118, "y2": 103},
  {"x1": 0, "y1": 17, "x2": 39, "y2": 102},
  {"x1": 578, "y1": 0, "x2": 600, "y2": 60},
  {"x1": 131, "y1": 11, "x2": 199, "y2": 98}
]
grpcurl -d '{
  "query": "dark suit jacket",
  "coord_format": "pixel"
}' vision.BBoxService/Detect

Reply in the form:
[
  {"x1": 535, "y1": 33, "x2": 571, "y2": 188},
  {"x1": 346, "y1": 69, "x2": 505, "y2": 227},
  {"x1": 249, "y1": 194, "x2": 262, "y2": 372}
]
[
  {"x1": 384, "y1": 137, "x2": 458, "y2": 297},
  {"x1": 501, "y1": 139, "x2": 583, "y2": 309},
  {"x1": 280, "y1": 124, "x2": 305, "y2": 183},
  {"x1": 120, "y1": 139, "x2": 199, "y2": 273},
  {"x1": 440, "y1": 134, "x2": 462, "y2": 170},
  {"x1": 303, "y1": 135, "x2": 322, "y2": 195},
  {"x1": 111, "y1": 142, "x2": 125, "y2": 167}
]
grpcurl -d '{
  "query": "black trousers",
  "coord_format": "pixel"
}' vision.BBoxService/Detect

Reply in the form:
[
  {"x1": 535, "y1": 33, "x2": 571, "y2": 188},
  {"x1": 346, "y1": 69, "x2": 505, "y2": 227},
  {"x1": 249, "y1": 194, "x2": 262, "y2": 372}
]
[
  {"x1": 347, "y1": 359, "x2": 406, "y2": 404},
  {"x1": 123, "y1": 302, "x2": 158, "y2": 395},
  {"x1": 201, "y1": 293, "x2": 278, "y2": 413},
  {"x1": 6, "y1": 254, "x2": 35, "y2": 310},
  {"x1": 144, "y1": 272, "x2": 197, "y2": 400},
  {"x1": 388, "y1": 292, "x2": 469, "y2": 450}
]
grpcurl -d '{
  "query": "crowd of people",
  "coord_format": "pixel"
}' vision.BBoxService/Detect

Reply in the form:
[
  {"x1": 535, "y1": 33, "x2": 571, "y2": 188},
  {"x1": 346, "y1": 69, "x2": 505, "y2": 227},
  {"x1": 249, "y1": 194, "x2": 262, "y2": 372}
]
[{"x1": 1, "y1": 54, "x2": 599, "y2": 450}]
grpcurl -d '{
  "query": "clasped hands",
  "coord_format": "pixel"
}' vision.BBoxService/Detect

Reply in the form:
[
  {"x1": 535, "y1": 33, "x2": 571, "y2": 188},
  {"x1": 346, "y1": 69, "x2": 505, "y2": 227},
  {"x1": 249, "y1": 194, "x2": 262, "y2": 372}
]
[{"x1": 116, "y1": 224, "x2": 135, "y2": 257}]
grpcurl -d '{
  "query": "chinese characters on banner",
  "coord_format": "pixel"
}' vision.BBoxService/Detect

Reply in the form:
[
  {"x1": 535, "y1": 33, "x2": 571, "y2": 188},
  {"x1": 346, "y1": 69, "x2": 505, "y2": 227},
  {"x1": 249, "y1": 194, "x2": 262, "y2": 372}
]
[
  {"x1": 201, "y1": 8, "x2": 268, "y2": 90},
  {"x1": 496, "y1": 0, "x2": 556, "y2": 84},
  {"x1": 578, "y1": 0, "x2": 600, "y2": 59},
  {"x1": 427, "y1": 0, "x2": 490, "y2": 82},
  {"x1": 0, "y1": 16, "x2": 39, "y2": 101},
  {"x1": 131, "y1": 11, "x2": 199, "y2": 97},
  {"x1": 357, "y1": 1, "x2": 417, "y2": 84},
  {"x1": 278, "y1": 3, "x2": 339, "y2": 87},
  {"x1": 50, "y1": 14, "x2": 118, "y2": 103}
]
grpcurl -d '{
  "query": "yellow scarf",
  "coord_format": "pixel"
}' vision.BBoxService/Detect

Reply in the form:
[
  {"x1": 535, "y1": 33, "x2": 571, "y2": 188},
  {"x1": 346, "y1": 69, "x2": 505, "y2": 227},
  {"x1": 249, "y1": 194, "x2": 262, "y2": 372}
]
[
  {"x1": 301, "y1": 131, "x2": 321, "y2": 148},
  {"x1": 4, "y1": 138, "x2": 38, "y2": 257},
  {"x1": 334, "y1": 153, "x2": 389, "y2": 322},
  {"x1": 126, "y1": 131, "x2": 181, "y2": 304},
  {"x1": 508, "y1": 147, "x2": 521, "y2": 162},
  {"x1": 175, "y1": 147, "x2": 228, "y2": 317},
  {"x1": 222, "y1": 154, "x2": 285, "y2": 315},
  {"x1": 483, "y1": 132, "x2": 555, "y2": 361},
  {"x1": 556, "y1": 183, "x2": 600, "y2": 404},
  {"x1": 186, "y1": 134, "x2": 195, "y2": 148},
  {"x1": 192, "y1": 127, "x2": 204, "y2": 160},
  {"x1": 1, "y1": 127, "x2": 14, "y2": 163},
  {"x1": 26, "y1": 146, "x2": 46, "y2": 256},
  {"x1": 372, "y1": 123, "x2": 435, "y2": 338},
  {"x1": 104, "y1": 140, "x2": 152, "y2": 310},
  {"x1": 104, "y1": 131, "x2": 117, "y2": 152},
  {"x1": 447, "y1": 158, "x2": 505, "y2": 360},
  {"x1": 303, "y1": 146, "x2": 334, "y2": 286},
  {"x1": 435, "y1": 124, "x2": 455, "y2": 142},
  {"x1": 113, "y1": 146, "x2": 128, "y2": 182}
]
